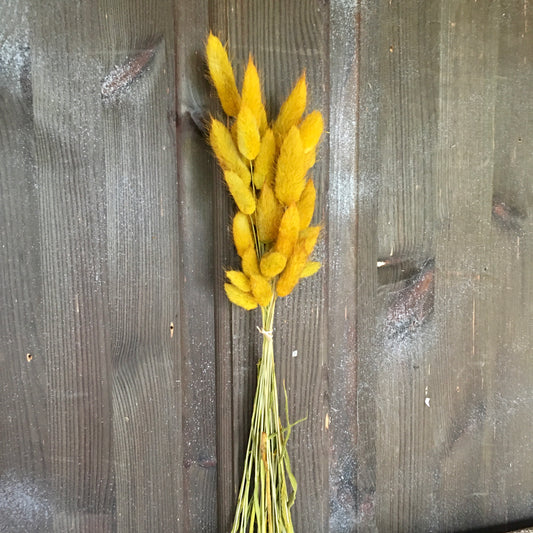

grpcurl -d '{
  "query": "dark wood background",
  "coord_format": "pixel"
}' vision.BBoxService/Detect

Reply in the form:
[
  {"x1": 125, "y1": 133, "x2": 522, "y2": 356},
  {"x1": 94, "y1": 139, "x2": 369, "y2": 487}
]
[{"x1": 1, "y1": 1, "x2": 532, "y2": 531}]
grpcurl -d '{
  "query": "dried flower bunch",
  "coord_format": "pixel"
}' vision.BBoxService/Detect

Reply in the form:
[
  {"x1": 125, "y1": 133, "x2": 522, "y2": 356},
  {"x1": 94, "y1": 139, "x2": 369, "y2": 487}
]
[
  {"x1": 205, "y1": 32, "x2": 324, "y2": 532},
  {"x1": 206, "y1": 33, "x2": 323, "y2": 309}
]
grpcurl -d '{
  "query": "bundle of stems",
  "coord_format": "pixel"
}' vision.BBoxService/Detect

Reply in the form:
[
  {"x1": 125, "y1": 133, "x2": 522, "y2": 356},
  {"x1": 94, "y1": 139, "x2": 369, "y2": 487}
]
[{"x1": 205, "y1": 32, "x2": 324, "y2": 532}]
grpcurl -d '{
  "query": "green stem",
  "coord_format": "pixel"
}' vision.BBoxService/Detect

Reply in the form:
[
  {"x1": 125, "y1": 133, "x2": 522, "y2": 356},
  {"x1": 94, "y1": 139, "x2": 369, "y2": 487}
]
[{"x1": 230, "y1": 296, "x2": 295, "y2": 533}]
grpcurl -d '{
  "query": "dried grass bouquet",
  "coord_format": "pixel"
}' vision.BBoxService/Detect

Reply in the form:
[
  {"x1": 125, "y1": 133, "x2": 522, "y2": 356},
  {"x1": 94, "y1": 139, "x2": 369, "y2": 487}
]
[{"x1": 205, "y1": 32, "x2": 324, "y2": 532}]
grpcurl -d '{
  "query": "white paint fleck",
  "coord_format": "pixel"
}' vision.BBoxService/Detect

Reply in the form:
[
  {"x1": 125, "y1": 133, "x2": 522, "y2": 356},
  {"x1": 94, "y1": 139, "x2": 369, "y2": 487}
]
[
  {"x1": 0, "y1": 3, "x2": 29, "y2": 92},
  {"x1": 425, "y1": 397, "x2": 431, "y2": 408},
  {"x1": 0, "y1": 473, "x2": 52, "y2": 529},
  {"x1": 292, "y1": 349, "x2": 298, "y2": 358}
]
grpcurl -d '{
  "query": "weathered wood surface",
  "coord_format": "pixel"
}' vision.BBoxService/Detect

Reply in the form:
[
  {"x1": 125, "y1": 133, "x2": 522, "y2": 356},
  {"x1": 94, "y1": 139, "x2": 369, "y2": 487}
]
[{"x1": 0, "y1": 0, "x2": 532, "y2": 532}]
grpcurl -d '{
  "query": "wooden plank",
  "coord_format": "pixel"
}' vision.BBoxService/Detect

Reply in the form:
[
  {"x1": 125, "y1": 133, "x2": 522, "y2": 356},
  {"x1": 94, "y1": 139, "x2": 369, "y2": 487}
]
[
  {"x1": 376, "y1": 0, "x2": 440, "y2": 265},
  {"x1": 370, "y1": 1, "x2": 443, "y2": 531},
  {"x1": 328, "y1": 1, "x2": 375, "y2": 531},
  {"x1": 203, "y1": 12, "x2": 261, "y2": 531},
  {"x1": 30, "y1": 2, "x2": 114, "y2": 530},
  {"x1": 22, "y1": 0, "x2": 185, "y2": 530},
  {"x1": 339, "y1": 1, "x2": 383, "y2": 531},
  {"x1": 98, "y1": 0, "x2": 183, "y2": 530},
  {"x1": 0, "y1": 2, "x2": 52, "y2": 531},
  {"x1": 175, "y1": 1, "x2": 219, "y2": 530},
  {"x1": 432, "y1": 2, "x2": 503, "y2": 531},
  {"x1": 475, "y1": 0, "x2": 533, "y2": 525}
]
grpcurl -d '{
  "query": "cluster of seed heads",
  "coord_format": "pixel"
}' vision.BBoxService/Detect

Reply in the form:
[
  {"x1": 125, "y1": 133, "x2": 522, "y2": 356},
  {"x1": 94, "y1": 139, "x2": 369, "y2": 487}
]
[{"x1": 206, "y1": 33, "x2": 323, "y2": 310}]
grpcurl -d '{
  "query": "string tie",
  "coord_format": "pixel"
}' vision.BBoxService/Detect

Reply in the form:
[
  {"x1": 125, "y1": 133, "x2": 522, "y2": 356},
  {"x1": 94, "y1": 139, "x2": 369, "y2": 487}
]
[{"x1": 256, "y1": 326, "x2": 273, "y2": 340}]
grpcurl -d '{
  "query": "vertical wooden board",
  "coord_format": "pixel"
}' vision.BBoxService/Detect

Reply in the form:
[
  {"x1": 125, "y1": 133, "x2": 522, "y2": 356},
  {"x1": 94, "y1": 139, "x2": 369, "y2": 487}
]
[
  {"x1": 201, "y1": 7, "x2": 240, "y2": 530},
  {"x1": 204, "y1": 14, "x2": 259, "y2": 530},
  {"x1": 349, "y1": 2, "x2": 384, "y2": 531},
  {"x1": 210, "y1": 2, "x2": 330, "y2": 530},
  {"x1": 30, "y1": 2, "x2": 115, "y2": 530},
  {"x1": 376, "y1": 0, "x2": 440, "y2": 264},
  {"x1": 0, "y1": 1, "x2": 52, "y2": 530},
  {"x1": 478, "y1": 0, "x2": 533, "y2": 524},
  {"x1": 433, "y1": 1, "x2": 502, "y2": 531},
  {"x1": 175, "y1": 1, "x2": 219, "y2": 530},
  {"x1": 98, "y1": 0, "x2": 182, "y2": 530},
  {"x1": 328, "y1": 1, "x2": 372, "y2": 531},
  {"x1": 369, "y1": 1, "x2": 442, "y2": 532}
]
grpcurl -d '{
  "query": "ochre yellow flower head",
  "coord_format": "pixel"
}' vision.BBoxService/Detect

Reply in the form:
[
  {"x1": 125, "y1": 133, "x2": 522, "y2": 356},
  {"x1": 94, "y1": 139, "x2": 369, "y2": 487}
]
[
  {"x1": 275, "y1": 203, "x2": 300, "y2": 258},
  {"x1": 297, "y1": 178, "x2": 316, "y2": 230},
  {"x1": 274, "y1": 72, "x2": 307, "y2": 143},
  {"x1": 250, "y1": 274, "x2": 273, "y2": 307},
  {"x1": 274, "y1": 126, "x2": 307, "y2": 206},
  {"x1": 276, "y1": 242, "x2": 309, "y2": 297},
  {"x1": 260, "y1": 251, "x2": 287, "y2": 279},
  {"x1": 210, "y1": 119, "x2": 251, "y2": 184},
  {"x1": 255, "y1": 183, "x2": 283, "y2": 244},
  {"x1": 224, "y1": 170, "x2": 256, "y2": 215},
  {"x1": 206, "y1": 33, "x2": 241, "y2": 117},
  {"x1": 226, "y1": 270, "x2": 252, "y2": 292},
  {"x1": 253, "y1": 129, "x2": 276, "y2": 189},
  {"x1": 241, "y1": 247, "x2": 260, "y2": 277},
  {"x1": 236, "y1": 105, "x2": 261, "y2": 160},
  {"x1": 299, "y1": 110, "x2": 324, "y2": 153},
  {"x1": 232, "y1": 212, "x2": 254, "y2": 257},
  {"x1": 242, "y1": 56, "x2": 268, "y2": 135},
  {"x1": 300, "y1": 225, "x2": 321, "y2": 255},
  {"x1": 224, "y1": 283, "x2": 258, "y2": 310},
  {"x1": 300, "y1": 261, "x2": 321, "y2": 278}
]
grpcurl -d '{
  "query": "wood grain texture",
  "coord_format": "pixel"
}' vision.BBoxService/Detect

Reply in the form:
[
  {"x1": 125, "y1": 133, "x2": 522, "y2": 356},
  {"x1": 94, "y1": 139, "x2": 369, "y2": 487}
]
[
  {"x1": 99, "y1": 0, "x2": 183, "y2": 529},
  {"x1": 31, "y1": 2, "x2": 114, "y2": 530},
  {"x1": 368, "y1": 1, "x2": 533, "y2": 532},
  {"x1": 328, "y1": 1, "x2": 367, "y2": 531},
  {"x1": 0, "y1": 3, "x2": 52, "y2": 531},
  {"x1": 1, "y1": 0, "x2": 533, "y2": 532},
  {"x1": 175, "y1": 1, "x2": 219, "y2": 530}
]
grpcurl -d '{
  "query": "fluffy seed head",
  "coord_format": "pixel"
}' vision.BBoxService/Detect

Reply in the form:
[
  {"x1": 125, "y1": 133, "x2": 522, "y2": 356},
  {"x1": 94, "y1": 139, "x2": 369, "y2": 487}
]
[
  {"x1": 224, "y1": 282, "x2": 258, "y2": 310},
  {"x1": 297, "y1": 179, "x2": 316, "y2": 230},
  {"x1": 241, "y1": 247, "x2": 260, "y2": 277},
  {"x1": 224, "y1": 170, "x2": 256, "y2": 215},
  {"x1": 242, "y1": 56, "x2": 268, "y2": 134},
  {"x1": 233, "y1": 212, "x2": 254, "y2": 257},
  {"x1": 255, "y1": 183, "x2": 283, "y2": 244},
  {"x1": 303, "y1": 147, "x2": 316, "y2": 174},
  {"x1": 299, "y1": 110, "x2": 324, "y2": 153},
  {"x1": 275, "y1": 126, "x2": 307, "y2": 205},
  {"x1": 236, "y1": 105, "x2": 261, "y2": 160},
  {"x1": 299, "y1": 225, "x2": 321, "y2": 255},
  {"x1": 260, "y1": 251, "x2": 287, "y2": 279},
  {"x1": 253, "y1": 129, "x2": 276, "y2": 189},
  {"x1": 226, "y1": 270, "x2": 251, "y2": 292},
  {"x1": 300, "y1": 261, "x2": 321, "y2": 278},
  {"x1": 250, "y1": 274, "x2": 273, "y2": 307},
  {"x1": 206, "y1": 33, "x2": 241, "y2": 116},
  {"x1": 274, "y1": 72, "x2": 307, "y2": 142},
  {"x1": 275, "y1": 203, "x2": 300, "y2": 258},
  {"x1": 209, "y1": 119, "x2": 251, "y2": 184},
  {"x1": 275, "y1": 243, "x2": 308, "y2": 297}
]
